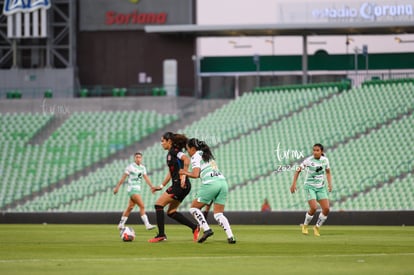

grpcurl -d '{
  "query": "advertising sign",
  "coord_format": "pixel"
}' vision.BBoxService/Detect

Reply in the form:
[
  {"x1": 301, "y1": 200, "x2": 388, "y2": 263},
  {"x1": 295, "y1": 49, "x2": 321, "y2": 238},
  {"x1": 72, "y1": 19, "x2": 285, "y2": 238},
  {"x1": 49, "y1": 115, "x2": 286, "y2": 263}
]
[
  {"x1": 280, "y1": 1, "x2": 414, "y2": 23},
  {"x1": 2, "y1": 0, "x2": 51, "y2": 38},
  {"x1": 79, "y1": 0, "x2": 193, "y2": 31}
]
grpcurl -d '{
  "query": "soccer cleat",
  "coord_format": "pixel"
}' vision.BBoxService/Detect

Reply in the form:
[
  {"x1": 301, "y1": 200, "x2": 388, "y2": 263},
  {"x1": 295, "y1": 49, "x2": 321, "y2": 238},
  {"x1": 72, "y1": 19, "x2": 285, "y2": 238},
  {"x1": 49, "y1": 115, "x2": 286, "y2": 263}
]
[
  {"x1": 193, "y1": 225, "x2": 200, "y2": 242},
  {"x1": 148, "y1": 234, "x2": 167, "y2": 243},
  {"x1": 146, "y1": 224, "x2": 156, "y2": 230},
  {"x1": 301, "y1": 224, "x2": 308, "y2": 235},
  {"x1": 313, "y1": 226, "x2": 320, "y2": 237},
  {"x1": 227, "y1": 236, "x2": 236, "y2": 244},
  {"x1": 197, "y1": 229, "x2": 214, "y2": 243}
]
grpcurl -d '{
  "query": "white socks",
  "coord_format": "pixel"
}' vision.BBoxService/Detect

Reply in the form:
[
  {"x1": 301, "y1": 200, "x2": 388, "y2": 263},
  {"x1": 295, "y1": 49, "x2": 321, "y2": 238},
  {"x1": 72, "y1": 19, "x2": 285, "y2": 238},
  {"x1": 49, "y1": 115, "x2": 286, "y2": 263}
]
[
  {"x1": 119, "y1": 214, "x2": 152, "y2": 227},
  {"x1": 316, "y1": 213, "x2": 328, "y2": 227},
  {"x1": 190, "y1": 207, "x2": 210, "y2": 231},
  {"x1": 118, "y1": 216, "x2": 128, "y2": 227},
  {"x1": 303, "y1": 213, "x2": 314, "y2": 225},
  {"x1": 214, "y1": 213, "x2": 233, "y2": 238},
  {"x1": 188, "y1": 209, "x2": 235, "y2": 239},
  {"x1": 304, "y1": 212, "x2": 328, "y2": 227},
  {"x1": 141, "y1": 214, "x2": 151, "y2": 227}
]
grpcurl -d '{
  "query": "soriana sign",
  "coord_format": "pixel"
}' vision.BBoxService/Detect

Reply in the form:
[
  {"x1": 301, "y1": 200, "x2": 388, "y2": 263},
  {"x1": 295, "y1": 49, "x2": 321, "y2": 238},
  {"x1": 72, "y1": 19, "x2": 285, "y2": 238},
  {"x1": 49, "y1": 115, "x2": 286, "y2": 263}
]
[
  {"x1": 105, "y1": 9, "x2": 167, "y2": 25},
  {"x1": 80, "y1": 0, "x2": 193, "y2": 31}
]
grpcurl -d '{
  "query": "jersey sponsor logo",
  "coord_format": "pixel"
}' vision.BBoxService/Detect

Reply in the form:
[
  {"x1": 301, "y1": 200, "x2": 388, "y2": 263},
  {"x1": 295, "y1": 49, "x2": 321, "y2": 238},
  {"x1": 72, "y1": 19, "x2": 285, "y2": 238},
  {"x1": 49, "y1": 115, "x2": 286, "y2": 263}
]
[
  {"x1": 130, "y1": 173, "x2": 142, "y2": 181},
  {"x1": 210, "y1": 171, "x2": 222, "y2": 177},
  {"x1": 3, "y1": 0, "x2": 51, "y2": 15}
]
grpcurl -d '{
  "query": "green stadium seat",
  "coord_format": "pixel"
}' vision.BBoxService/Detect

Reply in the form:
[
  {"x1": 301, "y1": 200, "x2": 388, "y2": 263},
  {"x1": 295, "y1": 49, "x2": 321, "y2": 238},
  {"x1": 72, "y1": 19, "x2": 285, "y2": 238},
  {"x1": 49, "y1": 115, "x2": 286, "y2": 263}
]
[
  {"x1": 152, "y1": 87, "x2": 160, "y2": 96},
  {"x1": 112, "y1": 88, "x2": 120, "y2": 97},
  {"x1": 119, "y1": 88, "x2": 127, "y2": 97},
  {"x1": 44, "y1": 89, "x2": 53, "y2": 98},
  {"x1": 4, "y1": 80, "x2": 413, "y2": 212},
  {"x1": 0, "y1": 110, "x2": 178, "y2": 209}
]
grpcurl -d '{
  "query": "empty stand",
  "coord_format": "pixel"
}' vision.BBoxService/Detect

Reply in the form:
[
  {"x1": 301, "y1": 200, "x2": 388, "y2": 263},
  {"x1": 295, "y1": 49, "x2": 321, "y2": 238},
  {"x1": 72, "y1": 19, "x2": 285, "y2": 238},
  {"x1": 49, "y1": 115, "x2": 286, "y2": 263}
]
[
  {"x1": 5, "y1": 81, "x2": 414, "y2": 212},
  {"x1": 0, "y1": 111, "x2": 177, "y2": 208}
]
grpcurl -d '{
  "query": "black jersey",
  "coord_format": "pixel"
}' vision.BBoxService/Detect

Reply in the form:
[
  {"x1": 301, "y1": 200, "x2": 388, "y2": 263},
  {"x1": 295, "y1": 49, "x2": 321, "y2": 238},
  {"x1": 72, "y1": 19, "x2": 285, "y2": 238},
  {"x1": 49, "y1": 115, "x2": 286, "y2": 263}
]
[{"x1": 167, "y1": 147, "x2": 189, "y2": 186}]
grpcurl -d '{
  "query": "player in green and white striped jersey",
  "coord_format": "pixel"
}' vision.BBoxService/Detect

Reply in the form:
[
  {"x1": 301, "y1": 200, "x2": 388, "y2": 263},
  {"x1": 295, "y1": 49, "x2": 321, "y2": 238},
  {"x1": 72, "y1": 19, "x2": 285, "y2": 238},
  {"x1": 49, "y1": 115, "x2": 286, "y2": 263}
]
[
  {"x1": 290, "y1": 144, "x2": 333, "y2": 236},
  {"x1": 114, "y1": 152, "x2": 156, "y2": 231},
  {"x1": 179, "y1": 138, "x2": 236, "y2": 244}
]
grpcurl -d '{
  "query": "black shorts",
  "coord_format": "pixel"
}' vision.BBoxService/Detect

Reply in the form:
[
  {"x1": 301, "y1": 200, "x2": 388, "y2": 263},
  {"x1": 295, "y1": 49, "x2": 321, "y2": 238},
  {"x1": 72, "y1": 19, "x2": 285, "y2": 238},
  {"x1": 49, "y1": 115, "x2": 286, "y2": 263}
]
[{"x1": 166, "y1": 180, "x2": 191, "y2": 202}]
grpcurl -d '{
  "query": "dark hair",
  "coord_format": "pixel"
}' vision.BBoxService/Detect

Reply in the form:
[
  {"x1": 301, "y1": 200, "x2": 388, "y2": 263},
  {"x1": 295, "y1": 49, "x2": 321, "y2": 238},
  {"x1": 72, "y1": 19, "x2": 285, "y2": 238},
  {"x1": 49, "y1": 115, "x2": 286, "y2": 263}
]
[
  {"x1": 162, "y1": 132, "x2": 174, "y2": 140},
  {"x1": 134, "y1": 152, "x2": 142, "y2": 157},
  {"x1": 313, "y1": 143, "x2": 325, "y2": 156},
  {"x1": 187, "y1": 138, "x2": 214, "y2": 162},
  {"x1": 162, "y1": 132, "x2": 188, "y2": 150}
]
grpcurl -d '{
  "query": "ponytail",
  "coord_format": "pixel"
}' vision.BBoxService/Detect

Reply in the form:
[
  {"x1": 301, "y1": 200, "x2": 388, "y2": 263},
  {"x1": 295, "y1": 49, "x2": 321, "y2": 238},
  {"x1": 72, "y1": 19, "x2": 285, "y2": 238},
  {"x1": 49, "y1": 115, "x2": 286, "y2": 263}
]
[
  {"x1": 172, "y1": 134, "x2": 188, "y2": 150},
  {"x1": 162, "y1": 132, "x2": 188, "y2": 150},
  {"x1": 187, "y1": 138, "x2": 214, "y2": 162}
]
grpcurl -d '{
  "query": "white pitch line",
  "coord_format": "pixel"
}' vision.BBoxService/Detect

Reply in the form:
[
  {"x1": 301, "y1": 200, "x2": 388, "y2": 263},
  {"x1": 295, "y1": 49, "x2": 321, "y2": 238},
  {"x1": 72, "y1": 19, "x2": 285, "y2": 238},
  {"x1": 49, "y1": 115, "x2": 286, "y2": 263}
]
[{"x1": 0, "y1": 253, "x2": 413, "y2": 263}]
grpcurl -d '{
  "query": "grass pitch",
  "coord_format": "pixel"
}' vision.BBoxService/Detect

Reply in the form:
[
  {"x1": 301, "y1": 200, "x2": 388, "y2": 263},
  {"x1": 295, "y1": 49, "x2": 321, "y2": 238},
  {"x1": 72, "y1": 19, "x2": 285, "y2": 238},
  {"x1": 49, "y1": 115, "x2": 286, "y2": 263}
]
[{"x1": 0, "y1": 224, "x2": 413, "y2": 275}]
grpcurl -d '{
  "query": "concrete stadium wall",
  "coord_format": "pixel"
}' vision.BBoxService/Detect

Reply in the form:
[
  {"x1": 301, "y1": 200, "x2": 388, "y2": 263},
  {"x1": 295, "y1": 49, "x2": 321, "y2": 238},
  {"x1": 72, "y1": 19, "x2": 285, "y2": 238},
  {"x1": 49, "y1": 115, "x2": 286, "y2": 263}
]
[
  {"x1": 0, "y1": 68, "x2": 75, "y2": 98},
  {"x1": 0, "y1": 96, "x2": 196, "y2": 115},
  {"x1": 1, "y1": 211, "x2": 413, "y2": 226}
]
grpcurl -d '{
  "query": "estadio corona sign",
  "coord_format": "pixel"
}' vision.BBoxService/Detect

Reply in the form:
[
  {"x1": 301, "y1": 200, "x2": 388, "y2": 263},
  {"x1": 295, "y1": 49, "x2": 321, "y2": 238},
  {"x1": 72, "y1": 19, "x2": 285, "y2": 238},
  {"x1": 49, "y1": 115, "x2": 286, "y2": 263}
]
[
  {"x1": 279, "y1": 0, "x2": 414, "y2": 23},
  {"x1": 311, "y1": 2, "x2": 413, "y2": 20},
  {"x1": 79, "y1": 0, "x2": 193, "y2": 31}
]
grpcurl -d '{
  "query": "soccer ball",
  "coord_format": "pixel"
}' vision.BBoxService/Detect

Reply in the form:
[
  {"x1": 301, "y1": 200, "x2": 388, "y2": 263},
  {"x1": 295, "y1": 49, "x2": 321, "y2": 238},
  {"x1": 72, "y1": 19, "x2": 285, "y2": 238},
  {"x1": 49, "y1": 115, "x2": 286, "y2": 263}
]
[{"x1": 120, "y1": 227, "x2": 135, "y2": 242}]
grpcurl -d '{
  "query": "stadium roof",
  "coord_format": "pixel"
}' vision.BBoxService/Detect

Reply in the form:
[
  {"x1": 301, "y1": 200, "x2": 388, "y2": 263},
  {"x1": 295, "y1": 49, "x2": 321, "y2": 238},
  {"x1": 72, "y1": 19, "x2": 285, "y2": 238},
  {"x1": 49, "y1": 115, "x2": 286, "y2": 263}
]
[{"x1": 145, "y1": 21, "x2": 414, "y2": 36}]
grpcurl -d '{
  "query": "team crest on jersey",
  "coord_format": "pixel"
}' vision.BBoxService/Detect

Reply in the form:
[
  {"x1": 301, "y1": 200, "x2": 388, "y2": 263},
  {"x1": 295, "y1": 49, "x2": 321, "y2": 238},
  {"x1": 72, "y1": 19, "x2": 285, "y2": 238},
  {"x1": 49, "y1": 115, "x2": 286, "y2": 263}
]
[{"x1": 3, "y1": 0, "x2": 51, "y2": 15}]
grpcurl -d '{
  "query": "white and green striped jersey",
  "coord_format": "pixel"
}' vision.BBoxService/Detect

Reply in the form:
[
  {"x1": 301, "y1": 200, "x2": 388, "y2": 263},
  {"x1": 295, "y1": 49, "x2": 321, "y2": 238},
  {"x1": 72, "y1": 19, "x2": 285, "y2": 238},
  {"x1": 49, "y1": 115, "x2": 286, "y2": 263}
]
[
  {"x1": 300, "y1": 156, "x2": 330, "y2": 188},
  {"x1": 191, "y1": 150, "x2": 225, "y2": 184},
  {"x1": 124, "y1": 163, "x2": 147, "y2": 191}
]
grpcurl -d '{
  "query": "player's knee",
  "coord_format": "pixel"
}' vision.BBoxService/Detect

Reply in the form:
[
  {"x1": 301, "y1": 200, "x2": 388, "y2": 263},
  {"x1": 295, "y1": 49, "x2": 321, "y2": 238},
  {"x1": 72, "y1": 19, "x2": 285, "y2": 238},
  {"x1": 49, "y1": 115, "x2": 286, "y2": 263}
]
[
  {"x1": 309, "y1": 205, "x2": 317, "y2": 213},
  {"x1": 167, "y1": 211, "x2": 176, "y2": 218}
]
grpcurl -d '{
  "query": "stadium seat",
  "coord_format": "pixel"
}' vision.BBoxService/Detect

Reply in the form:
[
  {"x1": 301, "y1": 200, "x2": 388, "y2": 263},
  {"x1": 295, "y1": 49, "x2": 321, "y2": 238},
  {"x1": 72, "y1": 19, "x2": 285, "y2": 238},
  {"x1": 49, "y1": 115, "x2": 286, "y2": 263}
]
[
  {"x1": 80, "y1": 89, "x2": 89, "y2": 97},
  {"x1": 5, "y1": 81, "x2": 413, "y2": 212},
  {"x1": 44, "y1": 89, "x2": 53, "y2": 98},
  {"x1": 0, "y1": 110, "x2": 178, "y2": 209}
]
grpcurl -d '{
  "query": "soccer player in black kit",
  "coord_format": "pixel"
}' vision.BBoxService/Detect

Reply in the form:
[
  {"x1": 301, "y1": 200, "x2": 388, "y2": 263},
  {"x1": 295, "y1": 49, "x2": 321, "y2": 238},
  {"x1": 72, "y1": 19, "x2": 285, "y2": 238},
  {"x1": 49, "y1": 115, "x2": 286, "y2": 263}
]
[{"x1": 148, "y1": 132, "x2": 200, "y2": 243}]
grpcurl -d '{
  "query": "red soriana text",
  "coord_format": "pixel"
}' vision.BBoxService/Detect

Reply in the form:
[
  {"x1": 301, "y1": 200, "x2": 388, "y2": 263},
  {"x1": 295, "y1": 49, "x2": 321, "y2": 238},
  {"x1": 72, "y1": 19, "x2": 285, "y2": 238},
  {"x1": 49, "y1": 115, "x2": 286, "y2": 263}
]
[{"x1": 105, "y1": 10, "x2": 167, "y2": 25}]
